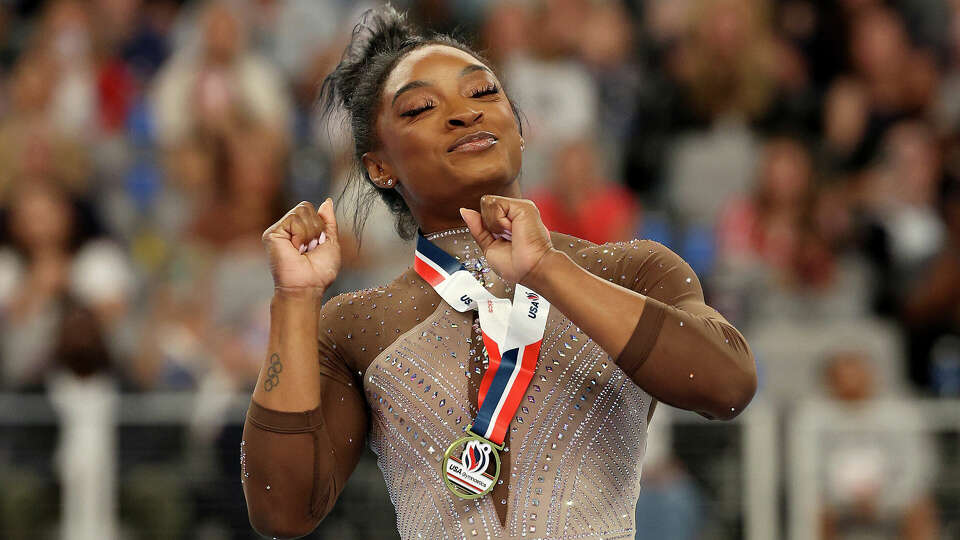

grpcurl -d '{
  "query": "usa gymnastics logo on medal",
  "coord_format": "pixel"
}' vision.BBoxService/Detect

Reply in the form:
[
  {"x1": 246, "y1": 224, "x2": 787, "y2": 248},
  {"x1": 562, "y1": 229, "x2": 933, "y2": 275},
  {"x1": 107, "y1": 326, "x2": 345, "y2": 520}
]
[{"x1": 442, "y1": 435, "x2": 500, "y2": 497}]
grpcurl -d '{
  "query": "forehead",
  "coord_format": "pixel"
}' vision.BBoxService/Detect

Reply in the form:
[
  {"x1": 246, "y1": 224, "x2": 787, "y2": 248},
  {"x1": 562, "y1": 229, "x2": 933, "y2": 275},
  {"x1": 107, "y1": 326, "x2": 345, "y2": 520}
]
[{"x1": 382, "y1": 44, "x2": 490, "y2": 97}]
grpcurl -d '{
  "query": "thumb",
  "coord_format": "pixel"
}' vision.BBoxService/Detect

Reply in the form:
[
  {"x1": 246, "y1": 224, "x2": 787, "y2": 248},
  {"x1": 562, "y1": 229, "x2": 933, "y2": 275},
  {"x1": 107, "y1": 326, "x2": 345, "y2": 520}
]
[
  {"x1": 460, "y1": 207, "x2": 496, "y2": 252},
  {"x1": 317, "y1": 198, "x2": 339, "y2": 245}
]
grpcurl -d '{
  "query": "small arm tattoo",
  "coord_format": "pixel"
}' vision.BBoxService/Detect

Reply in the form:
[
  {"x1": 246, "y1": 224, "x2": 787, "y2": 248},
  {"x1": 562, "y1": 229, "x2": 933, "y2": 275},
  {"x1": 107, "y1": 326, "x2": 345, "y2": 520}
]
[{"x1": 264, "y1": 354, "x2": 283, "y2": 391}]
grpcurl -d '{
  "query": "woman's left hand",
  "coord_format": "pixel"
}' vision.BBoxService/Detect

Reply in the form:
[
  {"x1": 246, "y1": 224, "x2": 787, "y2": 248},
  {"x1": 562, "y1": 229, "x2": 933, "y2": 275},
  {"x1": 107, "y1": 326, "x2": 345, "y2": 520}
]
[{"x1": 460, "y1": 195, "x2": 556, "y2": 286}]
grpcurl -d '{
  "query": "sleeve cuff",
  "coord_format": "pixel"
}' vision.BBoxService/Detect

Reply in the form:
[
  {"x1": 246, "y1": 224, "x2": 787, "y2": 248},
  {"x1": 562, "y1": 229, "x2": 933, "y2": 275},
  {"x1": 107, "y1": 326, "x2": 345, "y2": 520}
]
[
  {"x1": 615, "y1": 297, "x2": 667, "y2": 376},
  {"x1": 247, "y1": 400, "x2": 324, "y2": 434}
]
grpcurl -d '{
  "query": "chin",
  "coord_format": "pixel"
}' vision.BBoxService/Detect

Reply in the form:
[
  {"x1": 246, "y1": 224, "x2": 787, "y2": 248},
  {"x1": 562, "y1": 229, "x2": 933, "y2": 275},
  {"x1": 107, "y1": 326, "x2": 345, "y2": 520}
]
[
  {"x1": 450, "y1": 163, "x2": 518, "y2": 192},
  {"x1": 445, "y1": 147, "x2": 521, "y2": 189}
]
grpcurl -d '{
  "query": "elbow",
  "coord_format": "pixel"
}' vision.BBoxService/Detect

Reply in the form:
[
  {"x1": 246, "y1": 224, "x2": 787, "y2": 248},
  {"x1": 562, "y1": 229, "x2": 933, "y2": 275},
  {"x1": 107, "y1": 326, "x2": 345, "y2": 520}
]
[
  {"x1": 246, "y1": 484, "x2": 330, "y2": 540},
  {"x1": 248, "y1": 510, "x2": 323, "y2": 540},
  {"x1": 706, "y1": 349, "x2": 757, "y2": 421}
]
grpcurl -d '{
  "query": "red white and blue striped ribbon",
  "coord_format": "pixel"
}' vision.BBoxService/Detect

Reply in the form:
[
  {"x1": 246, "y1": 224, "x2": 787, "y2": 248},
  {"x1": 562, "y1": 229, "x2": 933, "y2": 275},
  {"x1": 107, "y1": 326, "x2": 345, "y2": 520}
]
[{"x1": 414, "y1": 233, "x2": 549, "y2": 446}]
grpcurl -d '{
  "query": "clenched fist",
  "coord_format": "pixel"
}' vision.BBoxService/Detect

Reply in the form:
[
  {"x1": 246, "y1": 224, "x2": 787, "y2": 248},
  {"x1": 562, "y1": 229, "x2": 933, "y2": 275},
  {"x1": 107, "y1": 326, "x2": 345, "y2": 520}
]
[
  {"x1": 460, "y1": 195, "x2": 555, "y2": 286},
  {"x1": 262, "y1": 199, "x2": 340, "y2": 293}
]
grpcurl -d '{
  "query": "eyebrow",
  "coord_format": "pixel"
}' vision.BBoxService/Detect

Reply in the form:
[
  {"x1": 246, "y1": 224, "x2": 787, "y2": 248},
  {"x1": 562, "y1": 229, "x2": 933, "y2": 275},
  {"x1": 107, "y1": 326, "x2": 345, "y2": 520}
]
[{"x1": 391, "y1": 64, "x2": 494, "y2": 105}]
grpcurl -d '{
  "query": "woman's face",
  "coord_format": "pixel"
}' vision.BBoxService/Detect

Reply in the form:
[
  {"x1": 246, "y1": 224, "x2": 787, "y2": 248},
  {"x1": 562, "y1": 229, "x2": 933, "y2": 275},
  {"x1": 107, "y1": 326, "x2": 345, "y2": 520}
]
[{"x1": 366, "y1": 45, "x2": 523, "y2": 225}]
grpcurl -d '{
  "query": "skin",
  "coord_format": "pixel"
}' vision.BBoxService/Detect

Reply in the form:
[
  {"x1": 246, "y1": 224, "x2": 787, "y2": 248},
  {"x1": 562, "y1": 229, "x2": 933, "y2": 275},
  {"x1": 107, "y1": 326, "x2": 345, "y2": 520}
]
[
  {"x1": 361, "y1": 45, "x2": 525, "y2": 233},
  {"x1": 253, "y1": 44, "x2": 756, "y2": 417},
  {"x1": 245, "y1": 44, "x2": 756, "y2": 536}
]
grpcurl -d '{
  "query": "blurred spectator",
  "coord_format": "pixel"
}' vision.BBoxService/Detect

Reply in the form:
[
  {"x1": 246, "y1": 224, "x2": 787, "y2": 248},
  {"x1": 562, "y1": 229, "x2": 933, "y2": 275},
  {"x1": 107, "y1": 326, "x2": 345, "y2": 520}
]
[
  {"x1": 480, "y1": 1, "x2": 531, "y2": 68},
  {"x1": 30, "y1": 0, "x2": 98, "y2": 137},
  {"x1": 496, "y1": 0, "x2": 599, "y2": 188},
  {"x1": 670, "y1": 0, "x2": 779, "y2": 124},
  {"x1": 577, "y1": 1, "x2": 643, "y2": 168},
  {"x1": 848, "y1": 6, "x2": 938, "y2": 122},
  {"x1": 816, "y1": 350, "x2": 939, "y2": 539},
  {"x1": 718, "y1": 137, "x2": 815, "y2": 276},
  {"x1": 818, "y1": 77, "x2": 873, "y2": 174},
  {"x1": 135, "y1": 123, "x2": 281, "y2": 391},
  {"x1": 0, "y1": 51, "x2": 90, "y2": 202},
  {"x1": 934, "y1": 2, "x2": 960, "y2": 135},
  {"x1": 151, "y1": 0, "x2": 291, "y2": 148},
  {"x1": 714, "y1": 136, "x2": 873, "y2": 327},
  {"x1": 530, "y1": 138, "x2": 640, "y2": 244},
  {"x1": 0, "y1": 181, "x2": 131, "y2": 390},
  {"x1": 901, "y1": 177, "x2": 960, "y2": 393},
  {"x1": 857, "y1": 121, "x2": 946, "y2": 326}
]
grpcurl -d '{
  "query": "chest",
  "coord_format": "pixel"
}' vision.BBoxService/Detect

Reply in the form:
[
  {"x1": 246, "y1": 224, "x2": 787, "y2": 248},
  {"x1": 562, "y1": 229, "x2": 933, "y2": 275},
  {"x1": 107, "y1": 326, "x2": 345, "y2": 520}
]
[{"x1": 361, "y1": 303, "x2": 652, "y2": 536}]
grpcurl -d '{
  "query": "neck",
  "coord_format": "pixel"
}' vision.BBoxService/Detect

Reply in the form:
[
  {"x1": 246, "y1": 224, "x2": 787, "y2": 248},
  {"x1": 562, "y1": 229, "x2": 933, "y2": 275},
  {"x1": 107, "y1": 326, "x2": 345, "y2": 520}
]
[
  {"x1": 422, "y1": 226, "x2": 478, "y2": 258},
  {"x1": 415, "y1": 180, "x2": 523, "y2": 235}
]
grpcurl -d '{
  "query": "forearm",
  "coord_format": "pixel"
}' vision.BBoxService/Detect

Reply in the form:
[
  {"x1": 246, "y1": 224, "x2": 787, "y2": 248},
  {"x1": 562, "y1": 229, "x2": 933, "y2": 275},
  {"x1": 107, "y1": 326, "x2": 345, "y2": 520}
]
[
  {"x1": 243, "y1": 372, "x2": 368, "y2": 538},
  {"x1": 526, "y1": 249, "x2": 756, "y2": 420},
  {"x1": 525, "y1": 249, "x2": 644, "y2": 359},
  {"x1": 252, "y1": 288, "x2": 324, "y2": 411},
  {"x1": 243, "y1": 403, "x2": 329, "y2": 538}
]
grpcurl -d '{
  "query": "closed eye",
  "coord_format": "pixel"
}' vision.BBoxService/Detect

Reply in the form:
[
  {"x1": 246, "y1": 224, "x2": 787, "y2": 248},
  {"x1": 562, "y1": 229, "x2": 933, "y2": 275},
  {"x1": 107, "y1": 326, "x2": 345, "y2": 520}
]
[
  {"x1": 471, "y1": 83, "x2": 499, "y2": 98},
  {"x1": 401, "y1": 101, "x2": 436, "y2": 118}
]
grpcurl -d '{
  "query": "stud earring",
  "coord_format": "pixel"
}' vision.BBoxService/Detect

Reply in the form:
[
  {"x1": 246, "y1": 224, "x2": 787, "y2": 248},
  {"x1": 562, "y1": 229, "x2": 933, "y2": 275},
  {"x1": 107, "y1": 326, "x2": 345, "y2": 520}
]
[{"x1": 386, "y1": 178, "x2": 395, "y2": 186}]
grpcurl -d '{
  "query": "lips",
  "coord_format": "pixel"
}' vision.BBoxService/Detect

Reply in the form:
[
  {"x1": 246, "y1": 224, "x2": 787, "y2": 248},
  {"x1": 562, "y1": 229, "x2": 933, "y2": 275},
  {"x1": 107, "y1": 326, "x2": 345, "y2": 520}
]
[{"x1": 447, "y1": 131, "x2": 498, "y2": 153}]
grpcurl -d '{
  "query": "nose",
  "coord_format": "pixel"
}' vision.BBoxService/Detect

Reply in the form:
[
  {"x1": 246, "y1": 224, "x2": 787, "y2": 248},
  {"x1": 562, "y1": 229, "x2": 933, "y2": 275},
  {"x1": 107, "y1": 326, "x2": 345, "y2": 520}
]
[{"x1": 447, "y1": 108, "x2": 483, "y2": 129}]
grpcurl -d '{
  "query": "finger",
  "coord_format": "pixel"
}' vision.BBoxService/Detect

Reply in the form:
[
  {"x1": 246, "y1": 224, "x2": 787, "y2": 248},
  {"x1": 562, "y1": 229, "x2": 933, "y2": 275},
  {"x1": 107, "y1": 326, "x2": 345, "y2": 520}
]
[
  {"x1": 460, "y1": 208, "x2": 496, "y2": 252},
  {"x1": 479, "y1": 195, "x2": 514, "y2": 236},
  {"x1": 316, "y1": 198, "x2": 339, "y2": 245},
  {"x1": 283, "y1": 214, "x2": 311, "y2": 253},
  {"x1": 293, "y1": 202, "x2": 321, "y2": 240}
]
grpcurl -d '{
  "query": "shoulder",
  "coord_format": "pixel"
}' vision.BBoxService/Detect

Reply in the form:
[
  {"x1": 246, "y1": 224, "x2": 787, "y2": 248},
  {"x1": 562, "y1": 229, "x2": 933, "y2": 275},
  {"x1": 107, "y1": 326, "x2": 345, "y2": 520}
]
[
  {"x1": 319, "y1": 268, "x2": 418, "y2": 322},
  {"x1": 551, "y1": 233, "x2": 702, "y2": 304},
  {"x1": 318, "y1": 267, "x2": 436, "y2": 367},
  {"x1": 552, "y1": 232, "x2": 683, "y2": 276}
]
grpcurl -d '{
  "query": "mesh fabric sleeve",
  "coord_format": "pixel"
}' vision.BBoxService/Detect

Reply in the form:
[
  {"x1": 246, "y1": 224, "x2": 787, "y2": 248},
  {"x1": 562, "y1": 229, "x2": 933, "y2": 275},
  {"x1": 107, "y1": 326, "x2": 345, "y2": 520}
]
[
  {"x1": 241, "y1": 301, "x2": 369, "y2": 538},
  {"x1": 577, "y1": 240, "x2": 755, "y2": 418}
]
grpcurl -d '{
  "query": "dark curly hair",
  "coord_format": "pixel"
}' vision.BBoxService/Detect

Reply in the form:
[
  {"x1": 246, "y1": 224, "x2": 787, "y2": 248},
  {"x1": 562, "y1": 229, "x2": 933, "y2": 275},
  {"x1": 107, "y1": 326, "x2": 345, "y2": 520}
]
[{"x1": 318, "y1": 4, "x2": 524, "y2": 241}]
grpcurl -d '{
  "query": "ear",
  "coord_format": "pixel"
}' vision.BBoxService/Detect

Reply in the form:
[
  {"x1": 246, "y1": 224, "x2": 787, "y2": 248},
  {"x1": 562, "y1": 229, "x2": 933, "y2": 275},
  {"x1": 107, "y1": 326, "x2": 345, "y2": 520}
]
[{"x1": 362, "y1": 151, "x2": 398, "y2": 189}]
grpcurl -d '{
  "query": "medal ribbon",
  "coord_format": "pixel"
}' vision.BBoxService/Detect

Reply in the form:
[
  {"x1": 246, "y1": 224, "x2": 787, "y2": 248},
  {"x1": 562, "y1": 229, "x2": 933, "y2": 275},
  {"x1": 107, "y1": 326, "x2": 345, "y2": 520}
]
[{"x1": 414, "y1": 233, "x2": 549, "y2": 446}]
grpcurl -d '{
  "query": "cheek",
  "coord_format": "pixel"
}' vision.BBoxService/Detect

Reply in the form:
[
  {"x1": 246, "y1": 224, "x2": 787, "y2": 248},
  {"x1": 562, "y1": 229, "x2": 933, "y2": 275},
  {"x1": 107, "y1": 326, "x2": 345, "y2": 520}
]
[{"x1": 389, "y1": 128, "x2": 442, "y2": 180}]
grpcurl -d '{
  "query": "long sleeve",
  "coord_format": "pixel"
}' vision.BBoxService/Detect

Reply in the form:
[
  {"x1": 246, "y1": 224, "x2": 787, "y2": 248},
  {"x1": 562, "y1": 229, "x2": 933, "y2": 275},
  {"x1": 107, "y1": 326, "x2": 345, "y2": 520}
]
[
  {"x1": 241, "y1": 306, "x2": 369, "y2": 539},
  {"x1": 577, "y1": 240, "x2": 756, "y2": 419}
]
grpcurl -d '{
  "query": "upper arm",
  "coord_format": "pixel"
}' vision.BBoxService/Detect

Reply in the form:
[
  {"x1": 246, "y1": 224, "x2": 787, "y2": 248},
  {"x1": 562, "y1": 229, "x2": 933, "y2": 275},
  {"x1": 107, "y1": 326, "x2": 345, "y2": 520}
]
[
  {"x1": 576, "y1": 240, "x2": 755, "y2": 418},
  {"x1": 316, "y1": 298, "x2": 370, "y2": 494},
  {"x1": 574, "y1": 240, "x2": 704, "y2": 306}
]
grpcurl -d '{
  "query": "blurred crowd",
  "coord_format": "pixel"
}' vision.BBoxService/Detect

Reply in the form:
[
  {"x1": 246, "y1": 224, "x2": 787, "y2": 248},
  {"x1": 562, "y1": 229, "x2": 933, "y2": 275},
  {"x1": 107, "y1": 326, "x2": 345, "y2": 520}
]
[{"x1": 0, "y1": 0, "x2": 959, "y2": 538}]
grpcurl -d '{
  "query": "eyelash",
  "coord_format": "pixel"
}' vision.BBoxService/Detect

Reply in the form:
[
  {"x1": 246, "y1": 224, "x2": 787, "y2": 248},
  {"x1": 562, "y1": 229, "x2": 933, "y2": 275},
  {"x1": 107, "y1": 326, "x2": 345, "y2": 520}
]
[
  {"x1": 471, "y1": 83, "x2": 499, "y2": 98},
  {"x1": 400, "y1": 83, "x2": 500, "y2": 118},
  {"x1": 400, "y1": 101, "x2": 436, "y2": 118}
]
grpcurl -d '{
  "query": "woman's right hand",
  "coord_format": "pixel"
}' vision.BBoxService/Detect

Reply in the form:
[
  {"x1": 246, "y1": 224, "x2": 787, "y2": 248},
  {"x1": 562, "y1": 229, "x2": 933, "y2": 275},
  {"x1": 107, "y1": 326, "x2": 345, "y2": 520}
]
[{"x1": 262, "y1": 199, "x2": 341, "y2": 293}]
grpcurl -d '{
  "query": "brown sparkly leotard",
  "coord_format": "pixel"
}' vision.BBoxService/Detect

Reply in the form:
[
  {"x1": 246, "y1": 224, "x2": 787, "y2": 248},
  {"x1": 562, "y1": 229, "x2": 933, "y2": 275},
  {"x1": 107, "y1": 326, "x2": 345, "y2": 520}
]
[{"x1": 242, "y1": 229, "x2": 752, "y2": 539}]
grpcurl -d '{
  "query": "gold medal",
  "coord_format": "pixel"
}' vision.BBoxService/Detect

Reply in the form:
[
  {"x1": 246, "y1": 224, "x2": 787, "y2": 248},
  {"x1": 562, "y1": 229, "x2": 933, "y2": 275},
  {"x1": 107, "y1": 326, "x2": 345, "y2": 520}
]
[{"x1": 441, "y1": 426, "x2": 502, "y2": 499}]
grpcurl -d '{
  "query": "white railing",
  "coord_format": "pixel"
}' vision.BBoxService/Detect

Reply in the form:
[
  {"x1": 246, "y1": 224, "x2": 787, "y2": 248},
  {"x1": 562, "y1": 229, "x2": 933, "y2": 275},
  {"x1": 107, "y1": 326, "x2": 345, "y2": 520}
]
[
  {"x1": 0, "y1": 392, "x2": 250, "y2": 424},
  {"x1": 788, "y1": 398, "x2": 960, "y2": 540},
  {"x1": 664, "y1": 399, "x2": 779, "y2": 540},
  {"x1": 24, "y1": 392, "x2": 945, "y2": 540}
]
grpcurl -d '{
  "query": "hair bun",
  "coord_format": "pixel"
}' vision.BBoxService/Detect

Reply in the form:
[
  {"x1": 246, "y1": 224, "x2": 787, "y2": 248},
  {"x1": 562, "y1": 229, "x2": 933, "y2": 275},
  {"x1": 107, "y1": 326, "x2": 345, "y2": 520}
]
[
  {"x1": 333, "y1": 5, "x2": 420, "y2": 109},
  {"x1": 317, "y1": 5, "x2": 513, "y2": 241}
]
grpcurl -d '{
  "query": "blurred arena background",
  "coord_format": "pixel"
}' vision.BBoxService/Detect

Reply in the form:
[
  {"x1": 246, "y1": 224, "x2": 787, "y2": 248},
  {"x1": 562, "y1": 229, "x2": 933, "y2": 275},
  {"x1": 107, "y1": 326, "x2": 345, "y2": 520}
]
[{"x1": 0, "y1": 0, "x2": 959, "y2": 538}]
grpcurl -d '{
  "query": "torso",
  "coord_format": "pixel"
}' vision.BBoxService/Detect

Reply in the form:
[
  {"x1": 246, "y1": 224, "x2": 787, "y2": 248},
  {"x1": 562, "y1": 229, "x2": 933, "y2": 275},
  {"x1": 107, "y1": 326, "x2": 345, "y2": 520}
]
[{"x1": 323, "y1": 230, "x2": 653, "y2": 539}]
